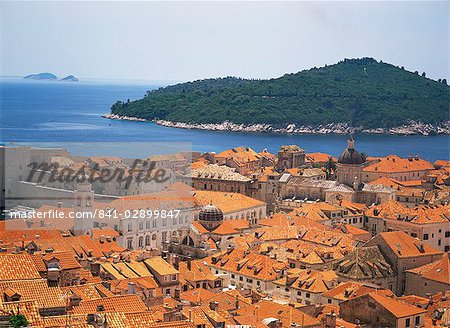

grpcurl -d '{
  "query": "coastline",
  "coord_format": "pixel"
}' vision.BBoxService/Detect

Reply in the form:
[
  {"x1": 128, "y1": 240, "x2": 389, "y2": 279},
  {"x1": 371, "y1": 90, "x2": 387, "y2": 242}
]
[{"x1": 102, "y1": 114, "x2": 450, "y2": 136}]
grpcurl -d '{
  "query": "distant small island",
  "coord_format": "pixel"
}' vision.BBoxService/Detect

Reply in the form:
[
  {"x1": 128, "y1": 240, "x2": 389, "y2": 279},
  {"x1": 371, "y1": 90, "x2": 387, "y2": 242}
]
[
  {"x1": 60, "y1": 75, "x2": 79, "y2": 82},
  {"x1": 23, "y1": 73, "x2": 79, "y2": 82},
  {"x1": 24, "y1": 72, "x2": 57, "y2": 80}
]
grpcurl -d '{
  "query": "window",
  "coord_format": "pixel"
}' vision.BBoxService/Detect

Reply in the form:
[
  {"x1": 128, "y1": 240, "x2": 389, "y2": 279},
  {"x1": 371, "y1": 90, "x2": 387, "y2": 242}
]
[
  {"x1": 146, "y1": 221, "x2": 150, "y2": 229},
  {"x1": 231, "y1": 274, "x2": 235, "y2": 279},
  {"x1": 172, "y1": 274, "x2": 177, "y2": 281},
  {"x1": 127, "y1": 223, "x2": 133, "y2": 232},
  {"x1": 297, "y1": 291, "x2": 301, "y2": 296},
  {"x1": 327, "y1": 299, "x2": 332, "y2": 304},
  {"x1": 415, "y1": 316, "x2": 420, "y2": 325},
  {"x1": 127, "y1": 238, "x2": 133, "y2": 249},
  {"x1": 139, "y1": 222, "x2": 143, "y2": 230},
  {"x1": 445, "y1": 231, "x2": 450, "y2": 238},
  {"x1": 239, "y1": 276, "x2": 243, "y2": 281},
  {"x1": 152, "y1": 220, "x2": 156, "y2": 228},
  {"x1": 438, "y1": 240, "x2": 442, "y2": 246},
  {"x1": 405, "y1": 318, "x2": 410, "y2": 327},
  {"x1": 306, "y1": 293, "x2": 310, "y2": 298},
  {"x1": 423, "y1": 234, "x2": 429, "y2": 240}
]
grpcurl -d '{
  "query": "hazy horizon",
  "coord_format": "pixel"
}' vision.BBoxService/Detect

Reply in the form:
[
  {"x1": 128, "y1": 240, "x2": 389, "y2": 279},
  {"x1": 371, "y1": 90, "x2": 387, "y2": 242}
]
[{"x1": 1, "y1": 1, "x2": 448, "y2": 82}]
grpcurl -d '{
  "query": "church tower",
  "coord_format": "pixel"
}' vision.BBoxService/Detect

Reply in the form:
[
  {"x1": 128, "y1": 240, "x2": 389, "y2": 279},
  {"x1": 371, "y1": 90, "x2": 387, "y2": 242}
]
[
  {"x1": 73, "y1": 175, "x2": 94, "y2": 236},
  {"x1": 336, "y1": 136, "x2": 365, "y2": 188}
]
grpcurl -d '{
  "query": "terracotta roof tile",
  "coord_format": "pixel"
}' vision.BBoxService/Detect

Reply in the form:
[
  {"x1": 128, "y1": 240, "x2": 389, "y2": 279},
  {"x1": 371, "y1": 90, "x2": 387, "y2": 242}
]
[{"x1": 0, "y1": 253, "x2": 42, "y2": 281}]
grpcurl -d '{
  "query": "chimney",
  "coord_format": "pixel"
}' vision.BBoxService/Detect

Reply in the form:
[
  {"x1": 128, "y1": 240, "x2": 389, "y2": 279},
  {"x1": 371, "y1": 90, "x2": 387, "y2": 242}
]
[
  {"x1": 69, "y1": 294, "x2": 81, "y2": 308},
  {"x1": 323, "y1": 310, "x2": 337, "y2": 328},
  {"x1": 209, "y1": 301, "x2": 219, "y2": 311},
  {"x1": 187, "y1": 259, "x2": 192, "y2": 271},
  {"x1": 128, "y1": 282, "x2": 136, "y2": 295},
  {"x1": 57, "y1": 201, "x2": 63, "y2": 208},
  {"x1": 173, "y1": 255, "x2": 180, "y2": 270}
]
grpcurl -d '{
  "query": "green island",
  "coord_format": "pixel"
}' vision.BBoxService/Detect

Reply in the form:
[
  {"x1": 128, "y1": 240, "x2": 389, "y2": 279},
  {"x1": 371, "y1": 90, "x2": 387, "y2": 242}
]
[{"x1": 110, "y1": 58, "x2": 449, "y2": 130}]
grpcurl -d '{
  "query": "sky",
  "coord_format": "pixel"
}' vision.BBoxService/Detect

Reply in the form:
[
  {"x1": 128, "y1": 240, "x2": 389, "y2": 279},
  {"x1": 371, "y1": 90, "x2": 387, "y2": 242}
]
[{"x1": 0, "y1": 1, "x2": 448, "y2": 82}]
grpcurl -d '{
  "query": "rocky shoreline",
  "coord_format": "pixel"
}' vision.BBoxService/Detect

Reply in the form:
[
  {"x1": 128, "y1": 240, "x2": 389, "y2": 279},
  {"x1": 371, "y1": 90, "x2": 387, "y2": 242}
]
[{"x1": 102, "y1": 114, "x2": 450, "y2": 136}]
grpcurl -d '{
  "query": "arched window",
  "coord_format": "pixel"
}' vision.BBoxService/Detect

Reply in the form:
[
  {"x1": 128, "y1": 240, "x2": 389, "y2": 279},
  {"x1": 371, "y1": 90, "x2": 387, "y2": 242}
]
[
  {"x1": 182, "y1": 236, "x2": 195, "y2": 247},
  {"x1": 138, "y1": 236, "x2": 143, "y2": 248},
  {"x1": 145, "y1": 235, "x2": 151, "y2": 246}
]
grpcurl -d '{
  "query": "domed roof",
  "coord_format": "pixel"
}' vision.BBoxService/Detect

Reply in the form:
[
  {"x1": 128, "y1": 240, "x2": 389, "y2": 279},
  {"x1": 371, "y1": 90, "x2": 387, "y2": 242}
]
[
  {"x1": 338, "y1": 137, "x2": 365, "y2": 165},
  {"x1": 199, "y1": 204, "x2": 224, "y2": 222}
]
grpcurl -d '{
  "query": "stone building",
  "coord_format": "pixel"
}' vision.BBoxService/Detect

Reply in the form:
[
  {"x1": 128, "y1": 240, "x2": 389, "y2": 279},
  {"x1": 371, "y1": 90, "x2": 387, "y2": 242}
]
[
  {"x1": 404, "y1": 254, "x2": 450, "y2": 297},
  {"x1": 364, "y1": 201, "x2": 450, "y2": 252},
  {"x1": 365, "y1": 231, "x2": 443, "y2": 295},
  {"x1": 362, "y1": 155, "x2": 435, "y2": 183},
  {"x1": 340, "y1": 292, "x2": 426, "y2": 328},
  {"x1": 277, "y1": 137, "x2": 395, "y2": 206},
  {"x1": 189, "y1": 164, "x2": 251, "y2": 194},
  {"x1": 213, "y1": 147, "x2": 262, "y2": 175},
  {"x1": 276, "y1": 145, "x2": 305, "y2": 171}
]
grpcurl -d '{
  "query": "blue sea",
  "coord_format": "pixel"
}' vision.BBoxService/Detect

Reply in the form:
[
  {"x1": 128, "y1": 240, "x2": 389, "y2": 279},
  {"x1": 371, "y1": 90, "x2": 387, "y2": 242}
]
[{"x1": 1, "y1": 77, "x2": 448, "y2": 161}]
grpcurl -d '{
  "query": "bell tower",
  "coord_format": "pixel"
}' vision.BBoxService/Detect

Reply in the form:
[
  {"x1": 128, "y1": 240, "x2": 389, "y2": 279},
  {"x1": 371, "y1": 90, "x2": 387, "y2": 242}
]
[{"x1": 73, "y1": 174, "x2": 94, "y2": 236}]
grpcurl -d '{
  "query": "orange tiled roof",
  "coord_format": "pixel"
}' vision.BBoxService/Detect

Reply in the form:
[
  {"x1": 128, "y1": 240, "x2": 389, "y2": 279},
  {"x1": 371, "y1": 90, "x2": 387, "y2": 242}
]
[
  {"x1": 180, "y1": 288, "x2": 217, "y2": 305},
  {"x1": 72, "y1": 294, "x2": 148, "y2": 314},
  {"x1": 434, "y1": 160, "x2": 450, "y2": 168},
  {"x1": 0, "y1": 253, "x2": 42, "y2": 281},
  {"x1": 178, "y1": 260, "x2": 219, "y2": 284},
  {"x1": 406, "y1": 254, "x2": 450, "y2": 284},
  {"x1": 363, "y1": 155, "x2": 434, "y2": 173},
  {"x1": 322, "y1": 281, "x2": 393, "y2": 301},
  {"x1": 205, "y1": 248, "x2": 287, "y2": 281},
  {"x1": 91, "y1": 228, "x2": 120, "y2": 240},
  {"x1": 306, "y1": 152, "x2": 337, "y2": 163},
  {"x1": 0, "y1": 299, "x2": 44, "y2": 327},
  {"x1": 235, "y1": 299, "x2": 320, "y2": 327},
  {"x1": 375, "y1": 231, "x2": 443, "y2": 258},
  {"x1": 194, "y1": 190, "x2": 266, "y2": 214},
  {"x1": 366, "y1": 201, "x2": 450, "y2": 225},
  {"x1": 368, "y1": 292, "x2": 426, "y2": 318},
  {"x1": 210, "y1": 219, "x2": 251, "y2": 236},
  {"x1": 63, "y1": 283, "x2": 115, "y2": 301},
  {"x1": 145, "y1": 256, "x2": 179, "y2": 276},
  {"x1": 0, "y1": 279, "x2": 66, "y2": 309},
  {"x1": 273, "y1": 268, "x2": 338, "y2": 293}
]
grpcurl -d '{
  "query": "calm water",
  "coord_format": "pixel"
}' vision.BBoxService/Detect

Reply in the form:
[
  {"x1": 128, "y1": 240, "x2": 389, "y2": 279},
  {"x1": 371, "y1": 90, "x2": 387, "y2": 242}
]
[{"x1": 1, "y1": 78, "x2": 448, "y2": 161}]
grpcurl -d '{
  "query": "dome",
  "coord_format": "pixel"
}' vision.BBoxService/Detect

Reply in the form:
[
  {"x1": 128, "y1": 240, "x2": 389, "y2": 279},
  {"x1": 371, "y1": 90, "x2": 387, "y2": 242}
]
[
  {"x1": 199, "y1": 204, "x2": 223, "y2": 222},
  {"x1": 338, "y1": 137, "x2": 365, "y2": 165}
]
